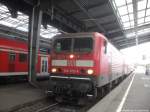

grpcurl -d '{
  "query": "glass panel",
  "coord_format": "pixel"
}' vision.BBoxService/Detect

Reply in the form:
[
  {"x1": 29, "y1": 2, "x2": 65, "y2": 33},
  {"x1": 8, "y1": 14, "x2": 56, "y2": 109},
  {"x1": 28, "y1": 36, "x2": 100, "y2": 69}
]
[
  {"x1": 146, "y1": 9, "x2": 150, "y2": 16},
  {"x1": 42, "y1": 60, "x2": 44, "y2": 72},
  {"x1": 145, "y1": 16, "x2": 150, "y2": 22},
  {"x1": 147, "y1": 0, "x2": 150, "y2": 8},
  {"x1": 126, "y1": 32, "x2": 136, "y2": 38},
  {"x1": 0, "y1": 4, "x2": 60, "y2": 39},
  {"x1": 122, "y1": 15, "x2": 129, "y2": 22},
  {"x1": 129, "y1": 14, "x2": 134, "y2": 20},
  {"x1": 54, "y1": 38, "x2": 72, "y2": 52},
  {"x1": 115, "y1": 0, "x2": 126, "y2": 7},
  {"x1": 130, "y1": 21, "x2": 134, "y2": 26},
  {"x1": 138, "y1": 18, "x2": 144, "y2": 24},
  {"x1": 118, "y1": 6, "x2": 128, "y2": 15},
  {"x1": 123, "y1": 22, "x2": 130, "y2": 28},
  {"x1": 128, "y1": 4, "x2": 133, "y2": 13},
  {"x1": 138, "y1": 10, "x2": 145, "y2": 18},
  {"x1": 9, "y1": 53, "x2": 16, "y2": 62},
  {"x1": 19, "y1": 53, "x2": 27, "y2": 62},
  {"x1": 138, "y1": 0, "x2": 146, "y2": 10},
  {"x1": 45, "y1": 61, "x2": 48, "y2": 72},
  {"x1": 126, "y1": 0, "x2": 132, "y2": 4},
  {"x1": 73, "y1": 38, "x2": 93, "y2": 52}
]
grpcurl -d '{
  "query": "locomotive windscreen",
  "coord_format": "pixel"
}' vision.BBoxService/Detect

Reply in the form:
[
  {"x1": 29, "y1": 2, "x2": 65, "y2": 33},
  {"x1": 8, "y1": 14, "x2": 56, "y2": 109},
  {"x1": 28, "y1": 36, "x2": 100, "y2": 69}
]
[
  {"x1": 54, "y1": 38, "x2": 93, "y2": 52},
  {"x1": 54, "y1": 38, "x2": 72, "y2": 52}
]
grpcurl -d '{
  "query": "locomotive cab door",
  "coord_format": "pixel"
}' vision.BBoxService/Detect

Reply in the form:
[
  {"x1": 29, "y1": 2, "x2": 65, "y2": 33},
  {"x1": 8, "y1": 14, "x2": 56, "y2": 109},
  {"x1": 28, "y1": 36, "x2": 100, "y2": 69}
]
[{"x1": 40, "y1": 57, "x2": 48, "y2": 75}]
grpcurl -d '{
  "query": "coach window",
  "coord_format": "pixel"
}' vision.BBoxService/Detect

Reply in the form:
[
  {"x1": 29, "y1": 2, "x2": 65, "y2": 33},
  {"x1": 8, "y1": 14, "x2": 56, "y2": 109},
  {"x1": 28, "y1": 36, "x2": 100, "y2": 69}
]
[
  {"x1": 104, "y1": 40, "x2": 107, "y2": 54},
  {"x1": 19, "y1": 53, "x2": 27, "y2": 62},
  {"x1": 9, "y1": 53, "x2": 16, "y2": 62}
]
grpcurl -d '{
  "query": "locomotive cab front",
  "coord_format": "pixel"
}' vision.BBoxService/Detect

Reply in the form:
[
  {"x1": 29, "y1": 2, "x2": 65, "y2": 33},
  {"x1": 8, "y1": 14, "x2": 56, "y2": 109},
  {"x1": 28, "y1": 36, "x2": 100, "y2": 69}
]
[{"x1": 48, "y1": 33, "x2": 100, "y2": 101}]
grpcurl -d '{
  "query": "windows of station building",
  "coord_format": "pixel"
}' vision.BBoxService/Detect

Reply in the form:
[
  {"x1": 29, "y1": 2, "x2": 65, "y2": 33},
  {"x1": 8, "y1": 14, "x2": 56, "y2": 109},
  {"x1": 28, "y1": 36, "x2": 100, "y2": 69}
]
[
  {"x1": 19, "y1": 53, "x2": 27, "y2": 62},
  {"x1": 9, "y1": 52, "x2": 16, "y2": 62}
]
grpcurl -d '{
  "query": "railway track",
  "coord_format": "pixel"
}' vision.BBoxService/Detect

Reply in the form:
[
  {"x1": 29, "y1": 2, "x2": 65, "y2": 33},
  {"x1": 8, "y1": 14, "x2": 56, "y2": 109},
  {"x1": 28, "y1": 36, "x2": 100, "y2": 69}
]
[
  {"x1": 36, "y1": 103, "x2": 82, "y2": 112},
  {"x1": 10, "y1": 99, "x2": 85, "y2": 112},
  {"x1": 35, "y1": 103, "x2": 59, "y2": 112},
  {"x1": 10, "y1": 76, "x2": 129, "y2": 112}
]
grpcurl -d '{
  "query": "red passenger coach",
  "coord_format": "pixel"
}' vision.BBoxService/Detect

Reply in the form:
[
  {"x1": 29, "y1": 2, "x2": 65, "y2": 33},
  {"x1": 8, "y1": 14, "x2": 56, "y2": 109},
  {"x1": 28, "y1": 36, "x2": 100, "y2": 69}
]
[
  {"x1": 0, "y1": 36, "x2": 51, "y2": 79},
  {"x1": 48, "y1": 32, "x2": 132, "y2": 100}
]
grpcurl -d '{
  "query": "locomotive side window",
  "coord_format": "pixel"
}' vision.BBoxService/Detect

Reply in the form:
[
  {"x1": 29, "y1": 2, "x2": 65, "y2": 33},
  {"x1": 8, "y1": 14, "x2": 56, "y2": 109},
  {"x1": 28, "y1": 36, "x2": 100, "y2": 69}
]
[
  {"x1": 9, "y1": 53, "x2": 16, "y2": 62},
  {"x1": 104, "y1": 40, "x2": 107, "y2": 54},
  {"x1": 54, "y1": 38, "x2": 72, "y2": 52},
  {"x1": 19, "y1": 53, "x2": 27, "y2": 62},
  {"x1": 74, "y1": 38, "x2": 93, "y2": 52}
]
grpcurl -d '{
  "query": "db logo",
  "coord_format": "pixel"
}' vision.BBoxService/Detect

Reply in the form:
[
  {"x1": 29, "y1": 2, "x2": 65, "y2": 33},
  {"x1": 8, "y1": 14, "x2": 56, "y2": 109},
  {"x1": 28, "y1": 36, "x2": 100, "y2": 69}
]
[{"x1": 67, "y1": 60, "x2": 76, "y2": 66}]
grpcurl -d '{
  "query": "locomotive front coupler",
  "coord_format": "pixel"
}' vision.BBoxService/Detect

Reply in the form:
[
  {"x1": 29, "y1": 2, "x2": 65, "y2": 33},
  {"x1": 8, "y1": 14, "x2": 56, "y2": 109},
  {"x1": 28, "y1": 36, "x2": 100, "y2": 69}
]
[{"x1": 47, "y1": 74, "x2": 96, "y2": 98}]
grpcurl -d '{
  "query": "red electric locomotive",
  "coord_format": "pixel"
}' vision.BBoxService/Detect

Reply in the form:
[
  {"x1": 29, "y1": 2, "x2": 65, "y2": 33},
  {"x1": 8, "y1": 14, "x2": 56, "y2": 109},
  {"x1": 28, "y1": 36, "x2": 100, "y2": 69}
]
[
  {"x1": 0, "y1": 36, "x2": 51, "y2": 79},
  {"x1": 48, "y1": 32, "x2": 131, "y2": 101}
]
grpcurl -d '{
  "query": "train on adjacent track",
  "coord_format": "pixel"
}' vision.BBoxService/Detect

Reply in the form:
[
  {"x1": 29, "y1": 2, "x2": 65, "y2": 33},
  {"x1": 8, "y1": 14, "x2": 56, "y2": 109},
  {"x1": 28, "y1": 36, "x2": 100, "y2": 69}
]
[
  {"x1": 0, "y1": 34, "x2": 51, "y2": 80},
  {"x1": 48, "y1": 32, "x2": 133, "y2": 103}
]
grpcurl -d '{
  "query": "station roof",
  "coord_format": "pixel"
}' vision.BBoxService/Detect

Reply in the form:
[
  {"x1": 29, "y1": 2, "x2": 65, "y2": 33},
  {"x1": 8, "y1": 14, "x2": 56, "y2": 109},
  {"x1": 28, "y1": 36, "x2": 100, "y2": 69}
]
[{"x1": 0, "y1": 0, "x2": 150, "y2": 49}]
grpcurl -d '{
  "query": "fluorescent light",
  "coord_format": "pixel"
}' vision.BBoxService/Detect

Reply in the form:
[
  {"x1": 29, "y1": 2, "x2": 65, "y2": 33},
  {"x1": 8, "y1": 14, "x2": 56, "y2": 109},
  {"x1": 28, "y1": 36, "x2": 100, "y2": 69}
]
[
  {"x1": 118, "y1": 6, "x2": 128, "y2": 15},
  {"x1": 124, "y1": 27, "x2": 131, "y2": 30},
  {"x1": 137, "y1": 29, "x2": 149, "y2": 35},
  {"x1": 126, "y1": 32, "x2": 136, "y2": 38},
  {"x1": 17, "y1": 27, "x2": 28, "y2": 32}
]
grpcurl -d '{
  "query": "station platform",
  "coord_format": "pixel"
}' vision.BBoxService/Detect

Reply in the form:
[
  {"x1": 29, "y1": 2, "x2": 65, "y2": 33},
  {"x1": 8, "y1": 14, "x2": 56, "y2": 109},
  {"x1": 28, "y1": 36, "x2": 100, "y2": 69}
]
[
  {"x1": 0, "y1": 80, "x2": 49, "y2": 112},
  {"x1": 121, "y1": 73, "x2": 150, "y2": 112},
  {"x1": 88, "y1": 73, "x2": 150, "y2": 112}
]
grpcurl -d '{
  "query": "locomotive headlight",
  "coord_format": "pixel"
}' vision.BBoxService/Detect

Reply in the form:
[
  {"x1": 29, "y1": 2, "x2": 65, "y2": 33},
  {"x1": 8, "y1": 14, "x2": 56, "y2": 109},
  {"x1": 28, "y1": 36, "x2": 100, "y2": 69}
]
[
  {"x1": 69, "y1": 54, "x2": 74, "y2": 59},
  {"x1": 87, "y1": 69, "x2": 94, "y2": 75},
  {"x1": 51, "y1": 68, "x2": 57, "y2": 73}
]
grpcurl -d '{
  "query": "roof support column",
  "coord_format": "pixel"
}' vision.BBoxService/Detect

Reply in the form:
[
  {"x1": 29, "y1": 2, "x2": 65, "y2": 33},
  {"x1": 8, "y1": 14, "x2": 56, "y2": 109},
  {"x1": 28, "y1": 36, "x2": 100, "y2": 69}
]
[
  {"x1": 28, "y1": 4, "x2": 42, "y2": 85},
  {"x1": 132, "y1": 0, "x2": 138, "y2": 46}
]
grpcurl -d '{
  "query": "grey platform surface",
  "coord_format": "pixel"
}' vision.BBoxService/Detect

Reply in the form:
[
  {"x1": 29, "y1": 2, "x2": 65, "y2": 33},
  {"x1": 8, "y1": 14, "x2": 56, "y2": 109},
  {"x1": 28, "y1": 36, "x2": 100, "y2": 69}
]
[
  {"x1": 88, "y1": 73, "x2": 150, "y2": 112},
  {"x1": 0, "y1": 81, "x2": 49, "y2": 112},
  {"x1": 122, "y1": 73, "x2": 150, "y2": 112}
]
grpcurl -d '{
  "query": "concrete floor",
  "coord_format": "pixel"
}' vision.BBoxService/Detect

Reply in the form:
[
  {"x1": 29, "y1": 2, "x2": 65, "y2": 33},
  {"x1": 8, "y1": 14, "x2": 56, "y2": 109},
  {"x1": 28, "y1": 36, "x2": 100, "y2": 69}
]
[
  {"x1": 122, "y1": 73, "x2": 150, "y2": 112},
  {"x1": 89, "y1": 73, "x2": 150, "y2": 112},
  {"x1": 0, "y1": 80, "x2": 49, "y2": 112}
]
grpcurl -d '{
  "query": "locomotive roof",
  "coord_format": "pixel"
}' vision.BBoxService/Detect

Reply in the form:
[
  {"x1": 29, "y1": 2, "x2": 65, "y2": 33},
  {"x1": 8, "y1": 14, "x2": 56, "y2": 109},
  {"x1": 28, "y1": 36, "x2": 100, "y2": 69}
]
[{"x1": 53, "y1": 32, "x2": 108, "y2": 41}]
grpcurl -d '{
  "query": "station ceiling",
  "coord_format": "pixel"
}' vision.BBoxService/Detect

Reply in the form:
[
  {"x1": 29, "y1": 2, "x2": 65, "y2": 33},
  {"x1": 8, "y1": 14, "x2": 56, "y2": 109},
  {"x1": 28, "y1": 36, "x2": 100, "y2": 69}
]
[{"x1": 0, "y1": 0, "x2": 150, "y2": 49}]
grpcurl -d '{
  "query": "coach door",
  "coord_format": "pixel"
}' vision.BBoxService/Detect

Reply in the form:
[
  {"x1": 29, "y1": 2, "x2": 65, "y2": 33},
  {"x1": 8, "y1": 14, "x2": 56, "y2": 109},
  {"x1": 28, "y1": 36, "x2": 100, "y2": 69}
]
[
  {"x1": 9, "y1": 52, "x2": 16, "y2": 72},
  {"x1": 40, "y1": 57, "x2": 48, "y2": 74}
]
